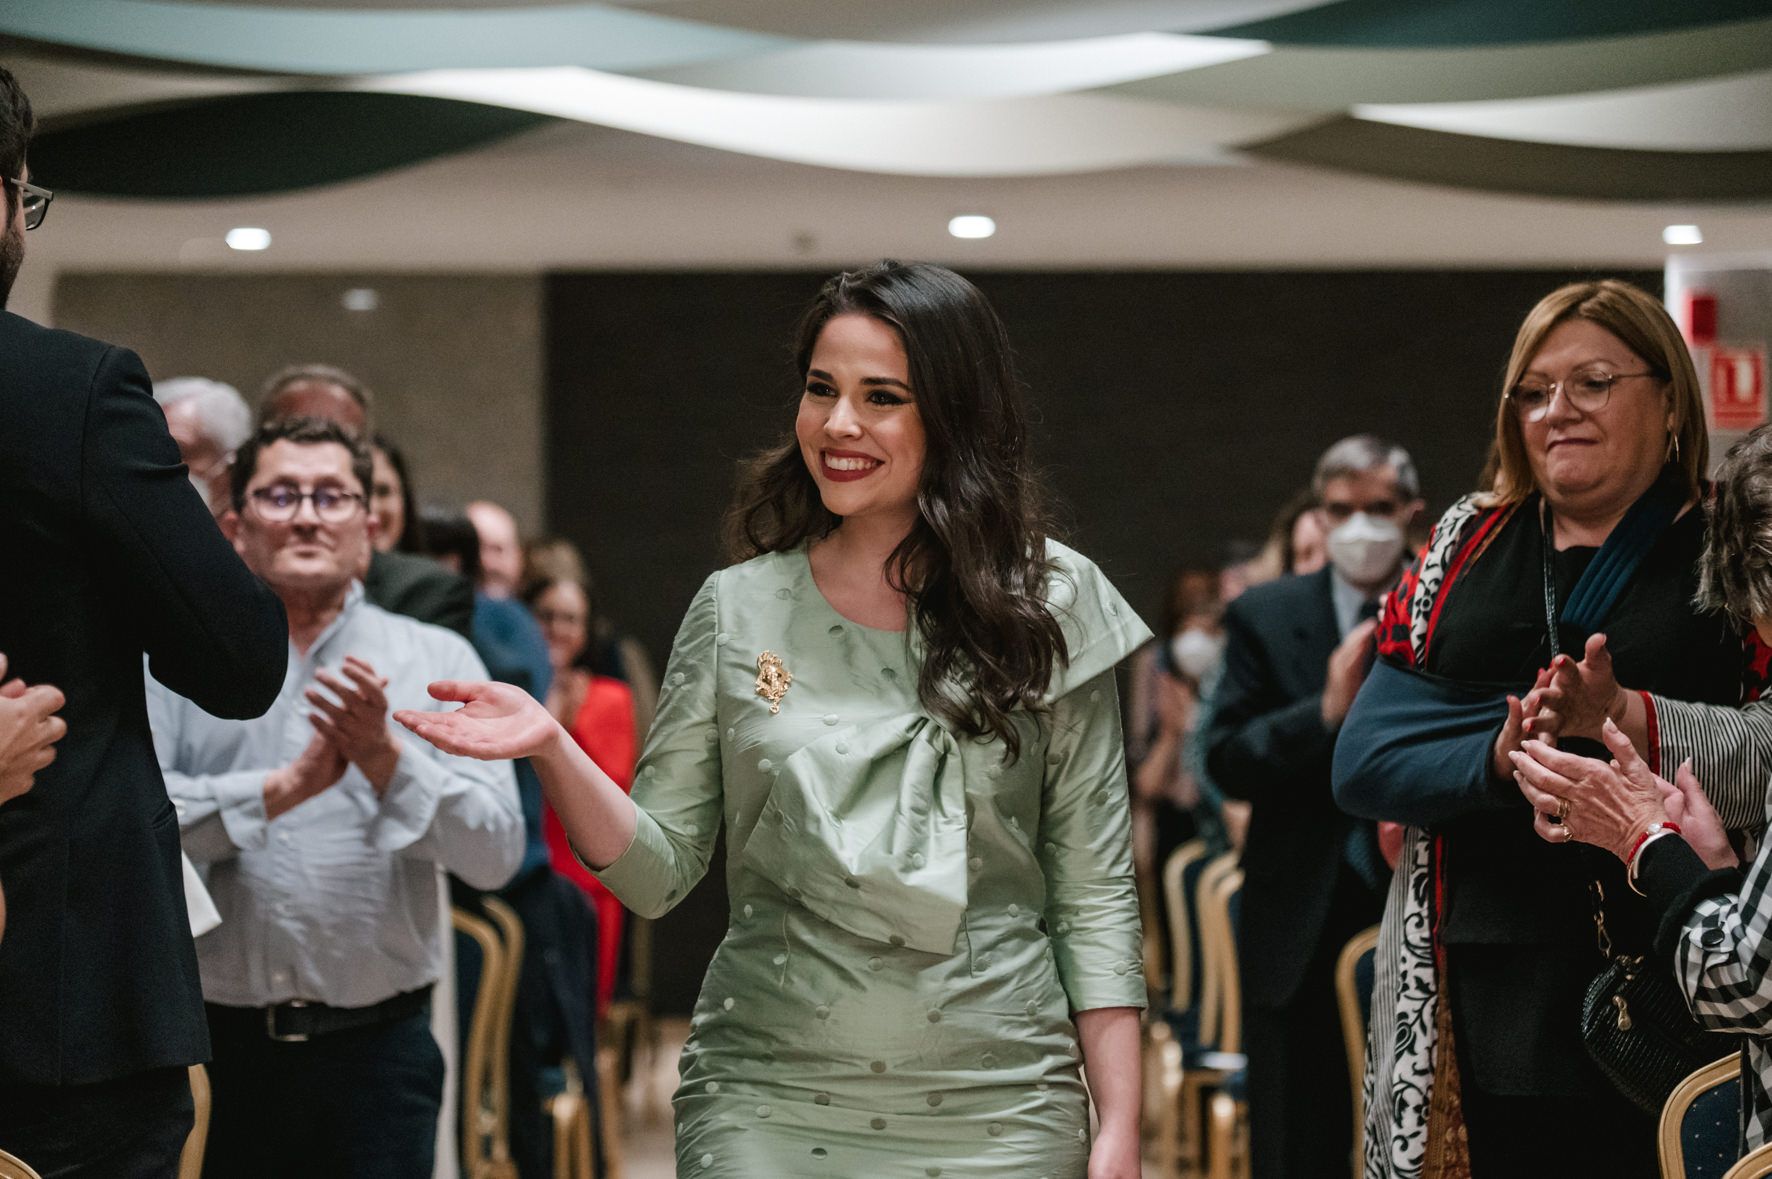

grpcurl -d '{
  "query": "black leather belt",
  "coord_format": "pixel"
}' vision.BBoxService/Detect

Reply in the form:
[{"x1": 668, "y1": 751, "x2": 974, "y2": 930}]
[{"x1": 209, "y1": 985, "x2": 432, "y2": 1043}]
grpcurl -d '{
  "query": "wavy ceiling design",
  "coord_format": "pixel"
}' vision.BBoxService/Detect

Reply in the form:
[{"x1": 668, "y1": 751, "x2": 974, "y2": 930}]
[{"x1": 6, "y1": 0, "x2": 1772, "y2": 200}]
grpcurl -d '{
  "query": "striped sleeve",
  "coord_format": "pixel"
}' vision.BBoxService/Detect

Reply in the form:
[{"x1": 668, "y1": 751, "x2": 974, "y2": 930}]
[{"x1": 1648, "y1": 695, "x2": 1772, "y2": 831}]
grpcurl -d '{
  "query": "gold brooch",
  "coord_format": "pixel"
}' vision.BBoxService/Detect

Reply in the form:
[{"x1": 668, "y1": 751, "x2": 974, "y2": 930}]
[{"x1": 755, "y1": 651, "x2": 792, "y2": 715}]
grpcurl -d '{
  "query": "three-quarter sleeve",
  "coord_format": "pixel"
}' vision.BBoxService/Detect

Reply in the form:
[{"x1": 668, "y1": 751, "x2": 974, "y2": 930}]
[
  {"x1": 1039, "y1": 669, "x2": 1147, "y2": 1013},
  {"x1": 592, "y1": 573, "x2": 725, "y2": 918},
  {"x1": 1646, "y1": 694, "x2": 1772, "y2": 831}
]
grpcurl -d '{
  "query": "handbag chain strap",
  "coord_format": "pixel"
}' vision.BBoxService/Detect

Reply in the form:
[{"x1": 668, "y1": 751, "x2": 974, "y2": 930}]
[
  {"x1": 1543, "y1": 503, "x2": 1619, "y2": 962},
  {"x1": 1589, "y1": 880, "x2": 1615, "y2": 961}
]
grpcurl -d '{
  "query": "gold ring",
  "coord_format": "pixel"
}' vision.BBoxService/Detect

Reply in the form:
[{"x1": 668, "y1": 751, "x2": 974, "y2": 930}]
[{"x1": 1553, "y1": 801, "x2": 1570, "y2": 825}]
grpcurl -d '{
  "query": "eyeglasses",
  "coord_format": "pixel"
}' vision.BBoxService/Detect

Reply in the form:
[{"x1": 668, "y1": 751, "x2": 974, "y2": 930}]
[
  {"x1": 247, "y1": 485, "x2": 366, "y2": 524},
  {"x1": 1319, "y1": 500, "x2": 1400, "y2": 524},
  {"x1": 6, "y1": 177, "x2": 53, "y2": 231},
  {"x1": 1507, "y1": 367, "x2": 1661, "y2": 423}
]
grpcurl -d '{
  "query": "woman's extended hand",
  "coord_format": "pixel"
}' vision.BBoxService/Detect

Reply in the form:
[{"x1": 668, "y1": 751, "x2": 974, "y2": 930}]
[
  {"x1": 394, "y1": 680, "x2": 562, "y2": 762},
  {"x1": 1510, "y1": 718, "x2": 1670, "y2": 861}
]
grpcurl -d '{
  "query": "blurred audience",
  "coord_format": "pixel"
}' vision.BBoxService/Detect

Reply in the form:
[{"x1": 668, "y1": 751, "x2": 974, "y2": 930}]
[
  {"x1": 1202, "y1": 434, "x2": 1423, "y2": 1179},
  {"x1": 149, "y1": 416, "x2": 520, "y2": 1176},
  {"x1": 153, "y1": 376, "x2": 252, "y2": 517},
  {"x1": 526, "y1": 536, "x2": 661, "y2": 740},
  {"x1": 467, "y1": 500, "x2": 525, "y2": 599},
  {"x1": 258, "y1": 362, "x2": 371, "y2": 436},
  {"x1": 523, "y1": 571, "x2": 639, "y2": 1017},
  {"x1": 1267, "y1": 486, "x2": 1329, "y2": 577},
  {"x1": 369, "y1": 434, "x2": 427, "y2": 554}
]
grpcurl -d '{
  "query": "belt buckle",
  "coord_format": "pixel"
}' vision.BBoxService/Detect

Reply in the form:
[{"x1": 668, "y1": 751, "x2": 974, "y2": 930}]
[{"x1": 266, "y1": 999, "x2": 311, "y2": 1042}]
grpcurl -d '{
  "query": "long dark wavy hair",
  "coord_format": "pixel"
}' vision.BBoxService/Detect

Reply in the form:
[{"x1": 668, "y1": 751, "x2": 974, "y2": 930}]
[{"x1": 724, "y1": 260, "x2": 1067, "y2": 757}]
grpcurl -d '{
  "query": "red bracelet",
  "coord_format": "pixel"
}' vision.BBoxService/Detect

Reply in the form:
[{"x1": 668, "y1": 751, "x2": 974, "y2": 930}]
[{"x1": 1625, "y1": 820, "x2": 1681, "y2": 872}]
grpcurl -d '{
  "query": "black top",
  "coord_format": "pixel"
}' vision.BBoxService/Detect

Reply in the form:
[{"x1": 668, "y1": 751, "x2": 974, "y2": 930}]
[
  {"x1": 0, "y1": 311, "x2": 288, "y2": 1086},
  {"x1": 1422, "y1": 499, "x2": 1741, "y2": 1097}
]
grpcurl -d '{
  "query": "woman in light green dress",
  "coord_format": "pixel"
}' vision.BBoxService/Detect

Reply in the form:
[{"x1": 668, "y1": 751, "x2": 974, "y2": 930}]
[{"x1": 398, "y1": 261, "x2": 1149, "y2": 1178}]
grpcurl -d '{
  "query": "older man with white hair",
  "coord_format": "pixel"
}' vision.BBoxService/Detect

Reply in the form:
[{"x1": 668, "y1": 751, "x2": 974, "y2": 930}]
[{"x1": 153, "y1": 376, "x2": 252, "y2": 518}]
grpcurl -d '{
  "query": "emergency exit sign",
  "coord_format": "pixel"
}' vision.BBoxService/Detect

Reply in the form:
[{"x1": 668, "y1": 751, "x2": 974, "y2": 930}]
[{"x1": 1712, "y1": 347, "x2": 1768, "y2": 431}]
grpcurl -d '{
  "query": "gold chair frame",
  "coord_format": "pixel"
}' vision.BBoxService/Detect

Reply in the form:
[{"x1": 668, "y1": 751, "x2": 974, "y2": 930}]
[
  {"x1": 1335, "y1": 924, "x2": 1380, "y2": 1177},
  {"x1": 1658, "y1": 1052, "x2": 1742, "y2": 1179},
  {"x1": 177, "y1": 1063, "x2": 211, "y2": 1179},
  {"x1": 1163, "y1": 839, "x2": 1211, "y2": 1012},
  {"x1": 547, "y1": 1058, "x2": 598, "y2": 1179},
  {"x1": 453, "y1": 906, "x2": 507, "y2": 1179},
  {"x1": 0, "y1": 1148, "x2": 41, "y2": 1179},
  {"x1": 1179, "y1": 856, "x2": 1245, "y2": 1178},
  {"x1": 1726, "y1": 1140, "x2": 1772, "y2": 1179},
  {"x1": 478, "y1": 896, "x2": 526, "y2": 1179}
]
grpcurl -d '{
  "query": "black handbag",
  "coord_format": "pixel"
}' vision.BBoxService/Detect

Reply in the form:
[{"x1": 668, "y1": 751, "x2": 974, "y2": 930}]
[{"x1": 1578, "y1": 880, "x2": 1740, "y2": 1112}]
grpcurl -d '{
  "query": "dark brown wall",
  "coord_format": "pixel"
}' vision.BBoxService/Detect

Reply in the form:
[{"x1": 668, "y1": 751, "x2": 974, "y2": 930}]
[{"x1": 544, "y1": 266, "x2": 1658, "y2": 1010}]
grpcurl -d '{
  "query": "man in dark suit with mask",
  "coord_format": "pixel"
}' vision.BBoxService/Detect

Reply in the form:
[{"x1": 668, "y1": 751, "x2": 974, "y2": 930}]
[
  {"x1": 1199, "y1": 435, "x2": 1423, "y2": 1179},
  {"x1": 0, "y1": 66, "x2": 288, "y2": 1176}
]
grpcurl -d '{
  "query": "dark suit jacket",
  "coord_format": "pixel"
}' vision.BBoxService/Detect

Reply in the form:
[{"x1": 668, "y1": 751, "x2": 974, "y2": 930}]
[
  {"x1": 1201, "y1": 568, "x2": 1377, "y2": 1008},
  {"x1": 365, "y1": 549, "x2": 475, "y2": 640},
  {"x1": 0, "y1": 311, "x2": 288, "y2": 1086}
]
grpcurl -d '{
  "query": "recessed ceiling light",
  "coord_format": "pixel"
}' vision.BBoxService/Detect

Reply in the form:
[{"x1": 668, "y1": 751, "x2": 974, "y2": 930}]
[
  {"x1": 225, "y1": 227, "x2": 272, "y2": 251},
  {"x1": 1663, "y1": 224, "x2": 1703, "y2": 246},
  {"x1": 341, "y1": 288, "x2": 379, "y2": 312},
  {"x1": 948, "y1": 214, "x2": 996, "y2": 240}
]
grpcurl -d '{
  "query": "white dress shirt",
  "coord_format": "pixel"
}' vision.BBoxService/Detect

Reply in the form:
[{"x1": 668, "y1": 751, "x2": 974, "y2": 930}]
[
  {"x1": 1329, "y1": 566, "x2": 1385, "y2": 640},
  {"x1": 149, "y1": 583, "x2": 523, "y2": 1009}
]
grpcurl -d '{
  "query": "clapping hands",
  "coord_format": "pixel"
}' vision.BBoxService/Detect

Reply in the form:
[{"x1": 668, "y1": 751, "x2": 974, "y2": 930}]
[
  {"x1": 0, "y1": 653, "x2": 67, "y2": 805},
  {"x1": 305, "y1": 655, "x2": 404, "y2": 790}
]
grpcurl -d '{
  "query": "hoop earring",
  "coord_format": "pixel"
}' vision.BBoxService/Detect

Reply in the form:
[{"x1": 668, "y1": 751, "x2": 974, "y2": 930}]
[{"x1": 1667, "y1": 432, "x2": 1682, "y2": 463}]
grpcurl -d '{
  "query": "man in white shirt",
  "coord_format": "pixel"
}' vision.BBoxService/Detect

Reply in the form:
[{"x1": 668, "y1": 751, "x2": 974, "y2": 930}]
[{"x1": 150, "y1": 416, "x2": 523, "y2": 1176}]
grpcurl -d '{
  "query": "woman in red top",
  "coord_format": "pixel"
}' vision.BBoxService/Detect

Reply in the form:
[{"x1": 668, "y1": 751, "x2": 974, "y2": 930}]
[{"x1": 523, "y1": 573, "x2": 638, "y2": 1016}]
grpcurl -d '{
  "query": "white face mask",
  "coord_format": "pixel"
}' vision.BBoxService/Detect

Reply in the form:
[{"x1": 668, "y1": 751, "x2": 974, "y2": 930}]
[
  {"x1": 1326, "y1": 512, "x2": 1406, "y2": 587},
  {"x1": 1170, "y1": 628, "x2": 1225, "y2": 682}
]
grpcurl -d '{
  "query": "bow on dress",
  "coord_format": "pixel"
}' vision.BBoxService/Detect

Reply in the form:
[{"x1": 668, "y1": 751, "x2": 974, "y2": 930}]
[{"x1": 739, "y1": 715, "x2": 970, "y2": 956}]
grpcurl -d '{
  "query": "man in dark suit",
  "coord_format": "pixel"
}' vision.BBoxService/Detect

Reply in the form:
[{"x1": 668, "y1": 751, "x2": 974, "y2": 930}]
[
  {"x1": 1200, "y1": 435, "x2": 1423, "y2": 1179},
  {"x1": 258, "y1": 364, "x2": 476, "y2": 638},
  {"x1": 0, "y1": 67, "x2": 289, "y2": 1176}
]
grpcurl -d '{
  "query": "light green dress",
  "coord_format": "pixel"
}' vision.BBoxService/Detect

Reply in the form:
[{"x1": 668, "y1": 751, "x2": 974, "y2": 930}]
[{"x1": 594, "y1": 541, "x2": 1151, "y2": 1177}]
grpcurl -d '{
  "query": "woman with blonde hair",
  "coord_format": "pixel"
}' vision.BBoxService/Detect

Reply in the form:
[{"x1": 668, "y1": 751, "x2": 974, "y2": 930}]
[{"x1": 1333, "y1": 279, "x2": 1768, "y2": 1177}]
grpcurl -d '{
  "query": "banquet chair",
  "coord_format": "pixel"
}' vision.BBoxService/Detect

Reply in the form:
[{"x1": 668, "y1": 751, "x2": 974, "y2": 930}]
[
  {"x1": 454, "y1": 905, "x2": 509, "y2": 1179},
  {"x1": 547, "y1": 1058, "x2": 598, "y2": 1179},
  {"x1": 1183, "y1": 860, "x2": 1246, "y2": 1178},
  {"x1": 1334, "y1": 925, "x2": 1380, "y2": 1175},
  {"x1": 0, "y1": 1149, "x2": 40, "y2": 1179},
  {"x1": 1163, "y1": 839, "x2": 1211, "y2": 1013},
  {"x1": 479, "y1": 896, "x2": 526, "y2": 1179},
  {"x1": 1725, "y1": 1141, "x2": 1772, "y2": 1179},
  {"x1": 1660, "y1": 1053, "x2": 1743, "y2": 1179},
  {"x1": 178, "y1": 1063, "x2": 211, "y2": 1179}
]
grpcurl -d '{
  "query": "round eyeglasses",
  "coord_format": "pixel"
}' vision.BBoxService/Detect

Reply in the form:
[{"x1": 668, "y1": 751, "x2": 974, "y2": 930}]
[
  {"x1": 6, "y1": 177, "x2": 53, "y2": 231},
  {"x1": 1506, "y1": 368, "x2": 1661, "y2": 424},
  {"x1": 247, "y1": 485, "x2": 367, "y2": 524}
]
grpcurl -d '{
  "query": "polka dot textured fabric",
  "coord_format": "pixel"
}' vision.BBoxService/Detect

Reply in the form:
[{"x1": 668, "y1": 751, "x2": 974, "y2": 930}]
[{"x1": 589, "y1": 542, "x2": 1151, "y2": 1175}]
